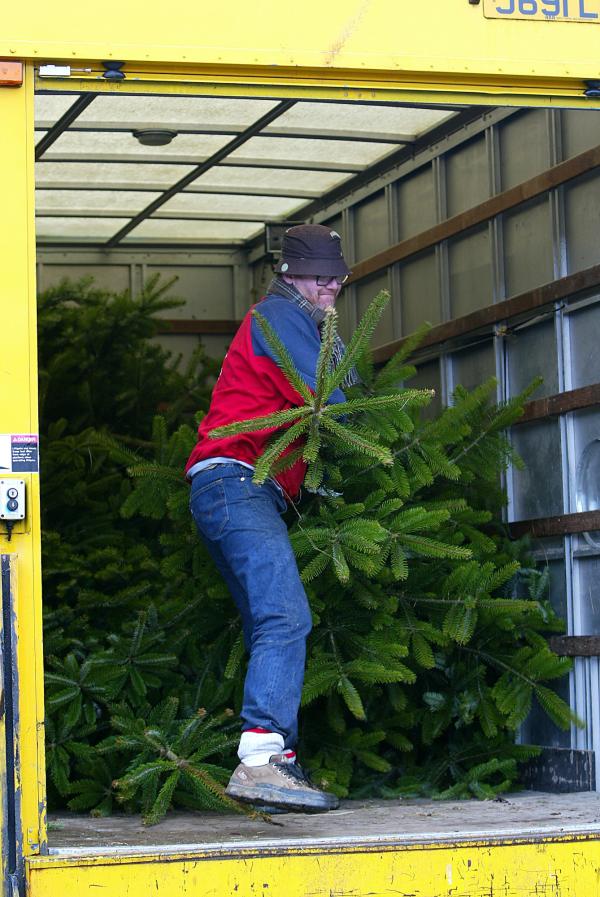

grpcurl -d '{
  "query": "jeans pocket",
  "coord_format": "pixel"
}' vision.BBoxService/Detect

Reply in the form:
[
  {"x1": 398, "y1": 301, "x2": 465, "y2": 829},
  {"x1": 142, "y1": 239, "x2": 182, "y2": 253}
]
[
  {"x1": 243, "y1": 476, "x2": 287, "y2": 513},
  {"x1": 190, "y1": 478, "x2": 229, "y2": 541}
]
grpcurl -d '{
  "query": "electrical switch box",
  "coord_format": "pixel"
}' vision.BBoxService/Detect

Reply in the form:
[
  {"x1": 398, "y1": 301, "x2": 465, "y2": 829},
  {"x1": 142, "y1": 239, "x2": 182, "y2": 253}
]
[{"x1": 0, "y1": 480, "x2": 26, "y2": 521}]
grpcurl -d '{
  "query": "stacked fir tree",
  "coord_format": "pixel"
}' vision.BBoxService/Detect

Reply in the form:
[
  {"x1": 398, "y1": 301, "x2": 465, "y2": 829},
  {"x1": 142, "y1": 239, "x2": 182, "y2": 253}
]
[{"x1": 40, "y1": 279, "x2": 576, "y2": 823}]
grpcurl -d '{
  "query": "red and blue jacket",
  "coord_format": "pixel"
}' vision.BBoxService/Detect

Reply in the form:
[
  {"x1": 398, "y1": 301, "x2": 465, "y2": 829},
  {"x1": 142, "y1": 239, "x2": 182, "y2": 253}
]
[{"x1": 185, "y1": 294, "x2": 345, "y2": 498}]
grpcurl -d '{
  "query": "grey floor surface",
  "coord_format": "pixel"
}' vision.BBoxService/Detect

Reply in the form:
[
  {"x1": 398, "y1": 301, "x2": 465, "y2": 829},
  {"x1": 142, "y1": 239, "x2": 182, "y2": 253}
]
[{"x1": 48, "y1": 791, "x2": 600, "y2": 853}]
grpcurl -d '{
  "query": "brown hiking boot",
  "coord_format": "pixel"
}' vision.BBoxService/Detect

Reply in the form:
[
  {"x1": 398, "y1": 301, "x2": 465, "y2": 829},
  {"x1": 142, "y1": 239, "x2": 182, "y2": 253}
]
[{"x1": 225, "y1": 754, "x2": 339, "y2": 813}]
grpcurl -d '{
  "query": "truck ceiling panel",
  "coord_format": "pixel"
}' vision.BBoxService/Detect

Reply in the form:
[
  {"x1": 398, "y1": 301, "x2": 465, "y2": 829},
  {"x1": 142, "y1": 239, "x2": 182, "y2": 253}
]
[
  {"x1": 125, "y1": 219, "x2": 264, "y2": 243},
  {"x1": 33, "y1": 90, "x2": 462, "y2": 247},
  {"x1": 271, "y1": 103, "x2": 454, "y2": 140},
  {"x1": 35, "y1": 161, "x2": 195, "y2": 190},
  {"x1": 35, "y1": 161, "x2": 349, "y2": 197},
  {"x1": 157, "y1": 192, "x2": 305, "y2": 219},
  {"x1": 40, "y1": 130, "x2": 398, "y2": 168},
  {"x1": 41, "y1": 131, "x2": 233, "y2": 163},
  {"x1": 74, "y1": 95, "x2": 279, "y2": 130},
  {"x1": 34, "y1": 93, "x2": 76, "y2": 126},
  {"x1": 36, "y1": 217, "x2": 128, "y2": 240},
  {"x1": 35, "y1": 189, "x2": 162, "y2": 215},
  {"x1": 227, "y1": 136, "x2": 397, "y2": 167},
  {"x1": 188, "y1": 166, "x2": 350, "y2": 195},
  {"x1": 35, "y1": 95, "x2": 454, "y2": 142}
]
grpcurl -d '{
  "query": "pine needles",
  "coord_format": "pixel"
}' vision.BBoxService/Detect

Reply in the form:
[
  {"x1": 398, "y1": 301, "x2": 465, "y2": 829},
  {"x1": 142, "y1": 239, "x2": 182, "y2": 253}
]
[
  {"x1": 39, "y1": 277, "x2": 577, "y2": 821},
  {"x1": 208, "y1": 294, "x2": 432, "y2": 489}
]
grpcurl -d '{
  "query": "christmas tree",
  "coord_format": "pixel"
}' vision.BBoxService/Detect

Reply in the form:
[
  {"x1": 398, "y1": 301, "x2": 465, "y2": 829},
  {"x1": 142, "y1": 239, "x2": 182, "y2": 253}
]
[{"x1": 40, "y1": 280, "x2": 577, "y2": 822}]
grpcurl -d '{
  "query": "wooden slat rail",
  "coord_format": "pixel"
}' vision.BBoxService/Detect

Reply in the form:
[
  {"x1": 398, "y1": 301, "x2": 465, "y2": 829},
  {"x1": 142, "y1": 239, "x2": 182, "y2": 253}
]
[
  {"x1": 156, "y1": 319, "x2": 241, "y2": 335},
  {"x1": 372, "y1": 262, "x2": 600, "y2": 364},
  {"x1": 518, "y1": 384, "x2": 600, "y2": 425},
  {"x1": 549, "y1": 636, "x2": 600, "y2": 657},
  {"x1": 158, "y1": 261, "x2": 600, "y2": 347},
  {"x1": 350, "y1": 143, "x2": 600, "y2": 286},
  {"x1": 509, "y1": 511, "x2": 600, "y2": 539}
]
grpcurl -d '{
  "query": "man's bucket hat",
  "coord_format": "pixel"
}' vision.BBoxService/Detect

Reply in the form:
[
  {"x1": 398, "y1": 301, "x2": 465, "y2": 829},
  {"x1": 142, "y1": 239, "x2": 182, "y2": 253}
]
[{"x1": 274, "y1": 224, "x2": 351, "y2": 277}]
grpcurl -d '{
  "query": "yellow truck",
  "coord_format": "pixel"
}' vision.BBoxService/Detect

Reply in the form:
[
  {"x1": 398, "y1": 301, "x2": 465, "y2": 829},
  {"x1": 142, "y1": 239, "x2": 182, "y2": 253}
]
[{"x1": 2, "y1": 3, "x2": 600, "y2": 893}]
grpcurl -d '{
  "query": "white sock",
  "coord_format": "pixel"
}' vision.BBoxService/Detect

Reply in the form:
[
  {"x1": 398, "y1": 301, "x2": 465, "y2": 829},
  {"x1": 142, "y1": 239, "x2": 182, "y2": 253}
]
[{"x1": 238, "y1": 730, "x2": 285, "y2": 767}]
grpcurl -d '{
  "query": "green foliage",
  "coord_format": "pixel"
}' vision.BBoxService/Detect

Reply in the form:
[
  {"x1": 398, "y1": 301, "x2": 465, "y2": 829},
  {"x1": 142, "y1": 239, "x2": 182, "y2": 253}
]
[
  {"x1": 40, "y1": 277, "x2": 576, "y2": 824},
  {"x1": 105, "y1": 700, "x2": 267, "y2": 824},
  {"x1": 40, "y1": 276, "x2": 238, "y2": 821},
  {"x1": 208, "y1": 295, "x2": 432, "y2": 488}
]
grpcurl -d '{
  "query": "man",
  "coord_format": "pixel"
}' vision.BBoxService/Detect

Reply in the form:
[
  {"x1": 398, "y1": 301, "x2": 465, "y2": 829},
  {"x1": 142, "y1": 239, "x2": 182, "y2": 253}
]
[{"x1": 186, "y1": 224, "x2": 354, "y2": 813}]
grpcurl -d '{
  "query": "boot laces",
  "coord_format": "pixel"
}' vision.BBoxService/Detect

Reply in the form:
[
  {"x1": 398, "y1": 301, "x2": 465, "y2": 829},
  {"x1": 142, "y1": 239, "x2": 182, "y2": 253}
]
[{"x1": 272, "y1": 760, "x2": 318, "y2": 790}]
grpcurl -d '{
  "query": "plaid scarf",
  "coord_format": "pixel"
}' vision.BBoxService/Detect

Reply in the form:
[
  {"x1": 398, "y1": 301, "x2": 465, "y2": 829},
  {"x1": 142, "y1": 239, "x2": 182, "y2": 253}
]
[{"x1": 265, "y1": 277, "x2": 361, "y2": 389}]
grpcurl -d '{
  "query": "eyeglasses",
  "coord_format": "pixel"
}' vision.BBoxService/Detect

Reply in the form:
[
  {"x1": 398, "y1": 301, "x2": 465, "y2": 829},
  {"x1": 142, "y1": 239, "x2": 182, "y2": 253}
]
[{"x1": 315, "y1": 274, "x2": 349, "y2": 286}]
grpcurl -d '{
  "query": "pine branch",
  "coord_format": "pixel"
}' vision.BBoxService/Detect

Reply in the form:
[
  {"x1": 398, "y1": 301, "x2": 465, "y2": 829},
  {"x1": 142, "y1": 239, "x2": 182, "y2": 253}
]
[
  {"x1": 324, "y1": 290, "x2": 391, "y2": 394},
  {"x1": 252, "y1": 310, "x2": 314, "y2": 403},
  {"x1": 207, "y1": 406, "x2": 311, "y2": 439},
  {"x1": 314, "y1": 308, "x2": 338, "y2": 409}
]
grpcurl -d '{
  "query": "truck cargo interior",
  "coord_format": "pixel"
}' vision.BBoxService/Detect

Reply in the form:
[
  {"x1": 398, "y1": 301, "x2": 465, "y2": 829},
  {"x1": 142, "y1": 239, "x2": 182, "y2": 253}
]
[{"x1": 34, "y1": 86, "x2": 600, "y2": 851}]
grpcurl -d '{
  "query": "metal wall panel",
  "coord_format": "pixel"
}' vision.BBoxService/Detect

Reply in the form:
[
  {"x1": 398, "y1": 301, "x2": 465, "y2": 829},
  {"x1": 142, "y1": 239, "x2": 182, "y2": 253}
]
[
  {"x1": 520, "y1": 545, "x2": 571, "y2": 749},
  {"x1": 448, "y1": 226, "x2": 493, "y2": 317},
  {"x1": 530, "y1": 535, "x2": 568, "y2": 618},
  {"x1": 547, "y1": 555, "x2": 569, "y2": 621},
  {"x1": 399, "y1": 251, "x2": 440, "y2": 335},
  {"x1": 152, "y1": 333, "x2": 232, "y2": 368},
  {"x1": 507, "y1": 318, "x2": 559, "y2": 399},
  {"x1": 38, "y1": 250, "x2": 243, "y2": 359},
  {"x1": 397, "y1": 167, "x2": 436, "y2": 240},
  {"x1": 566, "y1": 301, "x2": 600, "y2": 390},
  {"x1": 38, "y1": 263, "x2": 131, "y2": 292},
  {"x1": 356, "y1": 273, "x2": 391, "y2": 348},
  {"x1": 510, "y1": 420, "x2": 564, "y2": 521},
  {"x1": 446, "y1": 136, "x2": 489, "y2": 217},
  {"x1": 503, "y1": 198, "x2": 554, "y2": 297},
  {"x1": 354, "y1": 191, "x2": 388, "y2": 262},
  {"x1": 521, "y1": 682, "x2": 571, "y2": 749},
  {"x1": 336, "y1": 292, "x2": 355, "y2": 346},
  {"x1": 561, "y1": 109, "x2": 600, "y2": 159},
  {"x1": 571, "y1": 408, "x2": 600, "y2": 510},
  {"x1": 575, "y1": 557, "x2": 600, "y2": 634},
  {"x1": 145, "y1": 265, "x2": 234, "y2": 318},
  {"x1": 563, "y1": 171, "x2": 600, "y2": 273},
  {"x1": 573, "y1": 656, "x2": 600, "y2": 759},
  {"x1": 407, "y1": 359, "x2": 442, "y2": 420},
  {"x1": 451, "y1": 340, "x2": 496, "y2": 393},
  {"x1": 251, "y1": 257, "x2": 276, "y2": 304},
  {"x1": 499, "y1": 110, "x2": 550, "y2": 189}
]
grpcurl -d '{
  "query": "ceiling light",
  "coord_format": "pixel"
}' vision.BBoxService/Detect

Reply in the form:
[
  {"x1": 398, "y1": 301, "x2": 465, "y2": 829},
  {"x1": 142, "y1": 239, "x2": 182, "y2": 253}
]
[{"x1": 132, "y1": 129, "x2": 177, "y2": 146}]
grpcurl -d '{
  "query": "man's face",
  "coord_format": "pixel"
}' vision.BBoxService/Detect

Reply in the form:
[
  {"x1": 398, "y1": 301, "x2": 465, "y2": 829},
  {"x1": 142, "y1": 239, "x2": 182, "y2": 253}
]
[{"x1": 283, "y1": 274, "x2": 343, "y2": 311}]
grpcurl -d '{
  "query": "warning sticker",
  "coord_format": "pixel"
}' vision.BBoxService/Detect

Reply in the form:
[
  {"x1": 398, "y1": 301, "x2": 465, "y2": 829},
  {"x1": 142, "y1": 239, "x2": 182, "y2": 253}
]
[{"x1": 0, "y1": 434, "x2": 39, "y2": 473}]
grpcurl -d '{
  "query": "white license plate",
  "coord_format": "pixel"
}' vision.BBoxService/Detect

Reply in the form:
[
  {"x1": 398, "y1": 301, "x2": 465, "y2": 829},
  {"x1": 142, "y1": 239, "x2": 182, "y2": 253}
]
[{"x1": 483, "y1": 0, "x2": 600, "y2": 22}]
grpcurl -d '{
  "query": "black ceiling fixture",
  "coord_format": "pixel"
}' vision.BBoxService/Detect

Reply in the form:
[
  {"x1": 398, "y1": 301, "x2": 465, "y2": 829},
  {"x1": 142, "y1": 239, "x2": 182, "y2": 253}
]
[{"x1": 133, "y1": 129, "x2": 178, "y2": 146}]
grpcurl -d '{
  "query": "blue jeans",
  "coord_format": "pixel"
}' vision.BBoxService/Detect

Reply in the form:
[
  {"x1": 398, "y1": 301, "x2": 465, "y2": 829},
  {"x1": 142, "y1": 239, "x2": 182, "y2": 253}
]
[{"x1": 189, "y1": 463, "x2": 312, "y2": 749}]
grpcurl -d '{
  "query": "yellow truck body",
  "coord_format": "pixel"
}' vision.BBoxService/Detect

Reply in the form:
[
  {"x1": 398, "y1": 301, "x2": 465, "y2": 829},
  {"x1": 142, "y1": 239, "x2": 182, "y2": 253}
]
[{"x1": 2, "y1": 4, "x2": 600, "y2": 892}]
